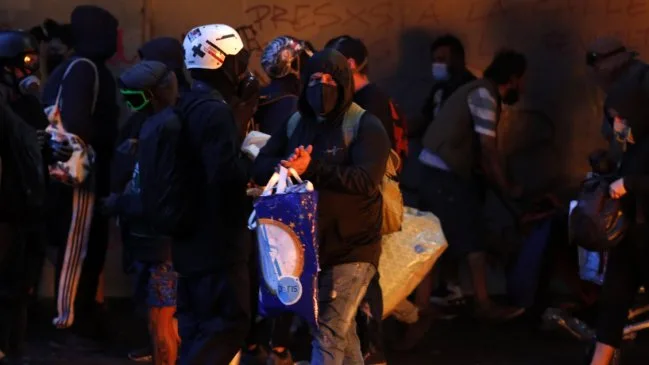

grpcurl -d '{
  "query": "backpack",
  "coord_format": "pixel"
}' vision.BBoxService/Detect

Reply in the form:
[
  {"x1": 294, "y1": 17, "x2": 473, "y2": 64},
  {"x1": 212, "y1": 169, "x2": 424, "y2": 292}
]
[
  {"x1": 0, "y1": 103, "x2": 46, "y2": 218},
  {"x1": 44, "y1": 57, "x2": 99, "y2": 186},
  {"x1": 569, "y1": 175, "x2": 628, "y2": 251},
  {"x1": 388, "y1": 99, "x2": 409, "y2": 168},
  {"x1": 287, "y1": 103, "x2": 404, "y2": 235},
  {"x1": 138, "y1": 99, "x2": 211, "y2": 237}
]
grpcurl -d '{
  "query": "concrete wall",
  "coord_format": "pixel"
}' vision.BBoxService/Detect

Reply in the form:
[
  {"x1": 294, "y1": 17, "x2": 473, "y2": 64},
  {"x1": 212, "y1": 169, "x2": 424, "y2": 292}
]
[{"x1": 4, "y1": 0, "x2": 647, "y2": 296}]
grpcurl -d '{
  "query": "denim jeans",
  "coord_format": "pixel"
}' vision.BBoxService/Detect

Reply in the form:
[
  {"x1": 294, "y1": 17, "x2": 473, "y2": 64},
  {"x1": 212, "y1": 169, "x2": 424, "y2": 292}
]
[{"x1": 311, "y1": 262, "x2": 376, "y2": 365}]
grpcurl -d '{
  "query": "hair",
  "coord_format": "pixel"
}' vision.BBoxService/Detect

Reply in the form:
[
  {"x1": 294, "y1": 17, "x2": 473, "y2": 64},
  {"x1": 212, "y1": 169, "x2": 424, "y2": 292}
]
[
  {"x1": 430, "y1": 34, "x2": 466, "y2": 63},
  {"x1": 482, "y1": 49, "x2": 527, "y2": 85},
  {"x1": 324, "y1": 35, "x2": 369, "y2": 75}
]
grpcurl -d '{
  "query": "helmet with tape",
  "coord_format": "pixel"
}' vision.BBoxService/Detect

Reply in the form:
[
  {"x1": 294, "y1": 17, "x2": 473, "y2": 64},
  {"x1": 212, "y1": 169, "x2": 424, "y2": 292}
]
[{"x1": 261, "y1": 35, "x2": 314, "y2": 79}]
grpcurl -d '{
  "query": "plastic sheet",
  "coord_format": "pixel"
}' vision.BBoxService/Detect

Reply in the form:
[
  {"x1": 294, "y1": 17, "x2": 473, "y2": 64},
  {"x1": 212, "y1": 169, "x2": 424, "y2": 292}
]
[{"x1": 380, "y1": 207, "x2": 448, "y2": 318}]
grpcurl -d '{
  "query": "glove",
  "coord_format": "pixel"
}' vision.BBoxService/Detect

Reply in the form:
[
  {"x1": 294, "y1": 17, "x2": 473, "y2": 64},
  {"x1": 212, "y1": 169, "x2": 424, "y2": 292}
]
[
  {"x1": 19, "y1": 75, "x2": 41, "y2": 96},
  {"x1": 51, "y1": 139, "x2": 73, "y2": 163}
]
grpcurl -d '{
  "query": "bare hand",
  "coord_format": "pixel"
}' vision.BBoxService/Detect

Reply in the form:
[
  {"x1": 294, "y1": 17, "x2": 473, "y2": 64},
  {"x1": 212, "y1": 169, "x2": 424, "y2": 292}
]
[
  {"x1": 281, "y1": 145, "x2": 313, "y2": 175},
  {"x1": 609, "y1": 178, "x2": 627, "y2": 199}
]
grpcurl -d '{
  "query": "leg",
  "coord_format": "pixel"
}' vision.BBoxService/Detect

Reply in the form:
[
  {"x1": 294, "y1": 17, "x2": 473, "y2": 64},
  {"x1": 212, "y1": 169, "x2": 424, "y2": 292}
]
[
  {"x1": 362, "y1": 274, "x2": 386, "y2": 364},
  {"x1": 147, "y1": 262, "x2": 179, "y2": 365},
  {"x1": 311, "y1": 263, "x2": 375, "y2": 365},
  {"x1": 178, "y1": 266, "x2": 251, "y2": 365},
  {"x1": 592, "y1": 241, "x2": 639, "y2": 363}
]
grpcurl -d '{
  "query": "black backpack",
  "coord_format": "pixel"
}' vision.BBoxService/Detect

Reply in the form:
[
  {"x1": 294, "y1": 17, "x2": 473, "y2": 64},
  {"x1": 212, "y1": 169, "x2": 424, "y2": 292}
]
[
  {"x1": 570, "y1": 176, "x2": 628, "y2": 251},
  {"x1": 0, "y1": 103, "x2": 46, "y2": 219},
  {"x1": 138, "y1": 99, "x2": 209, "y2": 237}
]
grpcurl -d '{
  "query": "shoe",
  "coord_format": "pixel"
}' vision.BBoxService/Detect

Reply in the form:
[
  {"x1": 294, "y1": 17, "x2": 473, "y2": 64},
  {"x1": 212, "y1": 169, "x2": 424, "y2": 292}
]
[
  {"x1": 128, "y1": 347, "x2": 153, "y2": 362},
  {"x1": 241, "y1": 345, "x2": 269, "y2": 365},
  {"x1": 391, "y1": 310, "x2": 434, "y2": 352},
  {"x1": 267, "y1": 349, "x2": 292, "y2": 365},
  {"x1": 430, "y1": 284, "x2": 466, "y2": 307},
  {"x1": 48, "y1": 331, "x2": 102, "y2": 353},
  {"x1": 474, "y1": 303, "x2": 525, "y2": 322},
  {"x1": 541, "y1": 308, "x2": 595, "y2": 342}
]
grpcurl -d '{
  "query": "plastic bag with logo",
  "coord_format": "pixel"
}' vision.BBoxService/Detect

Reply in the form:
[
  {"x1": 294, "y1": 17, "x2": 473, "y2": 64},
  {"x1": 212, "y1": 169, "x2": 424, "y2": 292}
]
[{"x1": 248, "y1": 166, "x2": 320, "y2": 327}]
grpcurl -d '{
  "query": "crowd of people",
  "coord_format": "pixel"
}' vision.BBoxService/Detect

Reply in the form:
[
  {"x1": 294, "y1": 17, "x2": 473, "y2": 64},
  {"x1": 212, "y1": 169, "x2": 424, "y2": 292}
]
[{"x1": 0, "y1": 4, "x2": 647, "y2": 365}]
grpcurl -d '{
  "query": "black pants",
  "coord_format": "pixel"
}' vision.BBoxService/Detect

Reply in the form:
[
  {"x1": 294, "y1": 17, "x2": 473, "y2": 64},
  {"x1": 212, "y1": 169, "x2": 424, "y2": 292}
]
[
  {"x1": 596, "y1": 224, "x2": 649, "y2": 348},
  {"x1": 0, "y1": 222, "x2": 45, "y2": 356},
  {"x1": 177, "y1": 265, "x2": 251, "y2": 365},
  {"x1": 418, "y1": 166, "x2": 485, "y2": 258}
]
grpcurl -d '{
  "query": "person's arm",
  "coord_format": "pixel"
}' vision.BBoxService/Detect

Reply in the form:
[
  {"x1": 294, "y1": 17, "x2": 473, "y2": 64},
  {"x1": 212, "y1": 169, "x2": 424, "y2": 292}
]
[
  {"x1": 410, "y1": 88, "x2": 437, "y2": 138},
  {"x1": 303, "y1": 113, "x2": 390, "y2": 196},
  {"x1": 252, "y1": 121, "x2": 289, "y2": 185},
  {"x1": 59, "y1": 61, "x2": 96, "y2": 144},
  {"x1": 200, "y1": 105, "x2": 248, "y2": 187},
  {"x1": 469, "y1": 87, "x2": 512, "y2": 196}
]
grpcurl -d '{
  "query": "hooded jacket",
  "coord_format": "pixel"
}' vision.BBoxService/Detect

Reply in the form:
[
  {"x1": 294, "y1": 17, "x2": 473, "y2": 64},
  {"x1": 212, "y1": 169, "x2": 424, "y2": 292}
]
[
  {"x1": 42, "y1": 5, "x2": 119, "y2": 198},
  {"x1": 253, "y1": 49, "x2": 390, "y2": 269}
]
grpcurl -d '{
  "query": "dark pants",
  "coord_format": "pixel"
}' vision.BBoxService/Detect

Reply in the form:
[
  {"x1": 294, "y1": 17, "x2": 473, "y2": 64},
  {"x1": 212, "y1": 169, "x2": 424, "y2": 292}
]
[
  {"x1": 596, "y1": 224, "x2": 649, "y2": 348},
  {"x1": 418, "y1": 166, "x2": 485, "y2": 258},
  {"x1": 177, "y1": 265, "x2": 251, "y2": 365},
  {"x1": 358, "y1": 273, "x2": 385, "y2": 364},
  {"x1": 0, "y1": 222, "x2": 45, "y2": 357}
]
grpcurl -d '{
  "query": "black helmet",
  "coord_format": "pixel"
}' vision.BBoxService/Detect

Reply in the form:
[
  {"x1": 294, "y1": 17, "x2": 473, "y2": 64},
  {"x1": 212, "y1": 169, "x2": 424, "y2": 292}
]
[{"x1": 0, "y1": 31, "x2": 39, "y2": 70}]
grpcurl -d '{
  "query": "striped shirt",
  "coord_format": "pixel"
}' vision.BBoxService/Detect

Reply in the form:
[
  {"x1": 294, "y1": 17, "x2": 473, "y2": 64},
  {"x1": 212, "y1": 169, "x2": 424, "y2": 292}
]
[{"x1": 467, "y1": 87, "x2": 498, "y2": 137}]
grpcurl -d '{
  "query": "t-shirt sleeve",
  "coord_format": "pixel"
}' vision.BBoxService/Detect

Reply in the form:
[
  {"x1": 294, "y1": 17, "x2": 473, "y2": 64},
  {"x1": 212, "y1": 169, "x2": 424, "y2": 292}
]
[{"x1": 467, "y1": 87, "x2": 498, "y2": 138}]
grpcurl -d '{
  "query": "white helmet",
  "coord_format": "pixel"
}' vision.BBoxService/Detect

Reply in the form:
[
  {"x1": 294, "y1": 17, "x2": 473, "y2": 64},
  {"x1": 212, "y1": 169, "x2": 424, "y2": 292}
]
[{"x1": 183, "y1": 24, "x2": 244, "y2": 70}]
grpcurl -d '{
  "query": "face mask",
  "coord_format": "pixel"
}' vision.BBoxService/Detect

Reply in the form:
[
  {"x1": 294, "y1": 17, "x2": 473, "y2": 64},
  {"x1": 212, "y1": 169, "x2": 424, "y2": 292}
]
[
  {"x1": 502, "y1": 88, "x2": 520, "y2": 105},
  {"x1": 431, "y1": 62, "x2": 449, "y2": 81},
  {"x1": 306, "y1": 83, "x2": 338, "y2": 117}
]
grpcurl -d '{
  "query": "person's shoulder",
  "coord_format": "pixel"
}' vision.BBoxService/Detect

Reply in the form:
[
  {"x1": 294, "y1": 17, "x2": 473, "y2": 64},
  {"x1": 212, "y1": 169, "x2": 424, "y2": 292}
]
[{"x1": 359, "y1": 110, "x2": 386, "y2": 132}]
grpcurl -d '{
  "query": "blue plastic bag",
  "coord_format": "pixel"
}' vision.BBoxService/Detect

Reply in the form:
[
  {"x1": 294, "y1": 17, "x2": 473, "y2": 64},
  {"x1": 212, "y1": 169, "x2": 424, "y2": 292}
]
[{"x1": 249, "y1": 167, "x2": 320, "y2": 328}]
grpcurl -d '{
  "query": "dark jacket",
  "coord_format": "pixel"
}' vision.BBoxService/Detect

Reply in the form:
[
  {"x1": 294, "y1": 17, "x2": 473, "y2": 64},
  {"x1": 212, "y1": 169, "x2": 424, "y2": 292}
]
[
  {"x1": 254, "y1": 75, "x2": 300, "y2": 135},
  {"x1": 354, "y1": 82, "x2": 395, "y2": 149},
  {"x1": 111, "y1": 37, "x2": 189, "y2": 193},
  {"x1": 252, "y1": 49, "x2": 390, "y2": 269},
  {"x1": 172, "y1": 81, "x2": 251, "y2": 275},
  {"x1": 42, "y1": 5, "x2": 119, "y2": 198},
  {"x1": 413, "y1": 68, "x2": 477, "y2": 137},
  {"x1": 605, "y1": 60, "x2": 649, "y2": 221}
]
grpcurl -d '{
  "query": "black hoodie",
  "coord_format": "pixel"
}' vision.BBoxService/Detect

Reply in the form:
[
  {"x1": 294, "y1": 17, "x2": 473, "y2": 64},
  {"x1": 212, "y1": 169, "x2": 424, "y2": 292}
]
[
  {"x1": 42, "y1": 5, "x2": 119, "y2": 198},
  {"x1": 253, "y1": 49, "x2": 390, "y2": 269}
]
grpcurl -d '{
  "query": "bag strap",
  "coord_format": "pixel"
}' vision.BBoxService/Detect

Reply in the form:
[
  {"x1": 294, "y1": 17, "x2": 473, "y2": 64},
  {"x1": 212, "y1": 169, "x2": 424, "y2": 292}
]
[
  {"x1": 258, "y1": 92, "x2": 297, "y2": 107},
  {"x1": 54, "y1": 57, "x2": 100, "y2": 115},
  {"x1": 286, "y1": 111, "x2": 301, "y2": 139},
  {"x1": 341, "y1": 102, "x2": 365, "y2": 148}
]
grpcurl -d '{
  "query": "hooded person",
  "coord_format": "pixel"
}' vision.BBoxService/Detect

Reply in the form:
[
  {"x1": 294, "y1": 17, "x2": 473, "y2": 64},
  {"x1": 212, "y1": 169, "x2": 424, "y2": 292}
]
[
  {"x1": 29, "y1": 18, "x2": 74, "y2": 79},
  {"x1": 252, "y1": 48, "x2": 390, "y2": 364},
  {"x1": 585, "y1": 37, "x2": 649, "y2": 365},
  {"x1": 41, "y1": 4, "x2": 119, "y2": 345},
  {"x1": 174, "y1": 24, "x2": 253, "y2": 365}
]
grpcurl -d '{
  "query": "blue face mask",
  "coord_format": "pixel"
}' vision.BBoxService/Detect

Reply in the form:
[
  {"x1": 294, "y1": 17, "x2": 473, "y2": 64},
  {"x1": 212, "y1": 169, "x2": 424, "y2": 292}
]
[{"x1": 431, "y1": 62, "x2": 449, "y2": 81}]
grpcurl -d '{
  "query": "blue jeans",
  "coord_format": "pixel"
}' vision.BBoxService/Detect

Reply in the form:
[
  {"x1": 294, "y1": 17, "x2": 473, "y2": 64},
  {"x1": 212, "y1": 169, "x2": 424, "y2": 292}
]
[{"x1": 311, "y1": 262, "x2": 376, "y2": 365}]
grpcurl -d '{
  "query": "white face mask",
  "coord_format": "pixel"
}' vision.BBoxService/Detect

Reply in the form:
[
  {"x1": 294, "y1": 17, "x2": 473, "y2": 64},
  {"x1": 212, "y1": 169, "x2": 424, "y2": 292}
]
[{"x1": 431, "y1": 62, "x2": 449, "y2": 81}]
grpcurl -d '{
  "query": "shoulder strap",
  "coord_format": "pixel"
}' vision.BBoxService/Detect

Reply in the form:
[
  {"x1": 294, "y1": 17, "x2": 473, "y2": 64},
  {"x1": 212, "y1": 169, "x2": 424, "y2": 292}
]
[
  {"x1": 258, "y1": 92, "x2": 297, "y2": 107},
  {"x1": 286, "y1": 111, "x2": 301, "y2": 139},
  {"x1": 341, "y1": 102, "x2": 366, "y2": 148},
  {"x1": 56, "y1": 57, "x2": 100, "y2": 114}
]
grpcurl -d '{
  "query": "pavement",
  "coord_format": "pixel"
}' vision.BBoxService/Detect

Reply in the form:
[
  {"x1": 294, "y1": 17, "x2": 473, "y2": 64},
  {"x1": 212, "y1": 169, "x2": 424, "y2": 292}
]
[{"x1": 18, "y1": 299, "x2": 649, "y2": 365}]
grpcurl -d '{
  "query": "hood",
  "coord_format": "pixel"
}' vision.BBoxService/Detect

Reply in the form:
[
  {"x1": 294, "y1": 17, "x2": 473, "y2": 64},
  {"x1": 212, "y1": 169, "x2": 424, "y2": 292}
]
[
  {"x1": 298, "y1": 48, "x2": 353, "y2": 120},
  {"x1": 138, "y1": 37, "x2": 184, "y2": 72},
  {"x1": 70, "y1": 5, "x2": 118, "y2": 61}
]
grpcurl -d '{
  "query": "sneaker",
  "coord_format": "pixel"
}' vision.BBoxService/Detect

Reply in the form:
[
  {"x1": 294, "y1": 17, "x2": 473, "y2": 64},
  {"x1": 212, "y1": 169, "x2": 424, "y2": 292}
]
[
  {"x1": 474, "y1": 304, "x2": 525, "y2": 322},
  {"x1": 391, "y1": 310, "x2": 434, "y2": 352},
  {"x1": 48, "y1": 331, "x2": 102, "y2": 353},
  {"x1": 128, "y1": 347, "x2": 153, "y2": 362},
  {"x1": 430, "y1": 284, "x2": 466, "y2": 307},
  {"x1": 542, "y1": 308, "x2": 595, "y2": 342},
  {"x1": 267, "y1": 349, "x2": 292, "y2": 365}
]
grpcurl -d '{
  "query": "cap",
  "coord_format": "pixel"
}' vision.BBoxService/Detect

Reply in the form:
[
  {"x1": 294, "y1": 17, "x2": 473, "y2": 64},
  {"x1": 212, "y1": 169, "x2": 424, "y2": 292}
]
[{"x1": 119, "y1": 60, "x2": 169, "y2": 90}]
